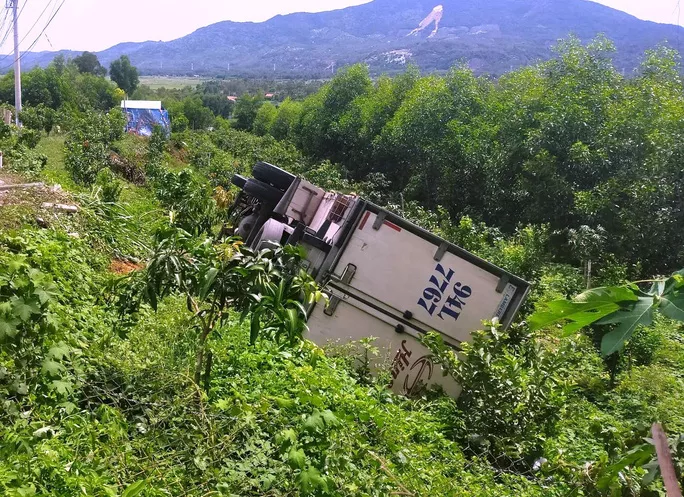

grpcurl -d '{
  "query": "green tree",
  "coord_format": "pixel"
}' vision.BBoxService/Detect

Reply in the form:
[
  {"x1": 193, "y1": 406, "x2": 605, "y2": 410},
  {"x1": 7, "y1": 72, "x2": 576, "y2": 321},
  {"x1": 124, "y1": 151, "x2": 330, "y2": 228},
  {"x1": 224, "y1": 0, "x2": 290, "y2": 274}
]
[
  {"x1": 270, "y1": 97, "x2": 302, "y2": 141},
  {"x1": 182, "y1": 96, "x2": 215, "y2": 130},
  {"x1": 233, "y1": 94, "x2": 263, "y2": 131},
  {"x1": 64, "y1": 110, "x2": 125, "y2": 185},
  {"x1": 117, "y1": 227, "x2": 321, "y2": 385},
  {"x1": 73, "y1": 51, "x2": 107, "y2": 77},
  {"x1": 201, "y1": 93, "x2": 233, "y2": 119},
  {"x1": 252, "y1": 102, "x2": 277, "y2": 136},
  {"x1": 19, "y1": 104, "x2": 56, "y2": 135},
  {"x1": 109, "y1": 55, "x2": 140, "y2": 95},
  {"x1": 296, "y1": 64, "x2": 372, "y2": 161}
]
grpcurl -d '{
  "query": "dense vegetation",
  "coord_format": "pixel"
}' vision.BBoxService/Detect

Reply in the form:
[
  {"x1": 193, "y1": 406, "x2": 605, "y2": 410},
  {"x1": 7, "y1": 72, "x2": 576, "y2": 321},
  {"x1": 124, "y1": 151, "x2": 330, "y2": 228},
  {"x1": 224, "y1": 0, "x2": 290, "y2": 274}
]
[
  {"x1": 18, "y1": 0, "x2": 684, "y2": 78},
  {"x1": 1, "y1": 39, "x2": 683, "y2": 496}
]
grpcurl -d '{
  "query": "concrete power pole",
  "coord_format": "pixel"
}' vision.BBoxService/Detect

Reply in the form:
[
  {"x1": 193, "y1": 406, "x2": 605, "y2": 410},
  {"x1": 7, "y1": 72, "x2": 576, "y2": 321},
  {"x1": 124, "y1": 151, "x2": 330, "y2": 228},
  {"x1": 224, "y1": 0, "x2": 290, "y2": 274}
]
[{"x1": 7, "y1": 0, "x2": 21, "y2": 126}]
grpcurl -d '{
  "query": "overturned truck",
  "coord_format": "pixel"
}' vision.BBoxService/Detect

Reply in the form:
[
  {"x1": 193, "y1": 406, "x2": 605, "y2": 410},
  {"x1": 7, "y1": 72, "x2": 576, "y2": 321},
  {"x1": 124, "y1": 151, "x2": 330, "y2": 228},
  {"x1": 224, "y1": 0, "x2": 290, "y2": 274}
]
[{"x1": 228, "y1": 162, "x2": 531, "y2": 397}]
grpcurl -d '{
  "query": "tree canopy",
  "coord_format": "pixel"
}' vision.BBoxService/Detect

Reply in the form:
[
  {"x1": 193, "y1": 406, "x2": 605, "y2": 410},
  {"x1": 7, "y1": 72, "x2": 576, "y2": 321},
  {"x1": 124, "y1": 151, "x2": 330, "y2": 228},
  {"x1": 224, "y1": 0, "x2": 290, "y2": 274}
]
[
  {"x1": 109, "y1": 55, "x2": 140, "y2": 95},
  {"x1": 73, "y1": 51, "x2": 107, "y2": 77}
]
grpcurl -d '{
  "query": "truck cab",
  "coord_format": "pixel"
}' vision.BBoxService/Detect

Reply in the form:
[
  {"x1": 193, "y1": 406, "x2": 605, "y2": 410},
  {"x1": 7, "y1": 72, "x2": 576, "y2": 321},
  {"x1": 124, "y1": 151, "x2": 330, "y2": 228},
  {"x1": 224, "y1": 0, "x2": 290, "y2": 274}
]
[{"x1": 228, "y1": 162, "x2": 530, "y2": 397}]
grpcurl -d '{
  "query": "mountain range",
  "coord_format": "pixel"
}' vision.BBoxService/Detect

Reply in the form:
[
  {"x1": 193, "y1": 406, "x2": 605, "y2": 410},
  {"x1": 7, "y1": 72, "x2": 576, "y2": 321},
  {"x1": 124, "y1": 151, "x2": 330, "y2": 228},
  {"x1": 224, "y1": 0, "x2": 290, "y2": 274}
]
[{"x1": 14, "y1": 0, "x2": 684, "y2": 77}]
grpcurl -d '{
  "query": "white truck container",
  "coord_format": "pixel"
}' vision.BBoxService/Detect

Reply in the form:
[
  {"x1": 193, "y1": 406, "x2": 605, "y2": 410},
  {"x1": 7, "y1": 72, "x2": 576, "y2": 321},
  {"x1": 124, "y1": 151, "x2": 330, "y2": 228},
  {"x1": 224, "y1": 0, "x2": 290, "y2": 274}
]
[{"x1": 228, "y1": 163, "x2": 530, "y2": 397}]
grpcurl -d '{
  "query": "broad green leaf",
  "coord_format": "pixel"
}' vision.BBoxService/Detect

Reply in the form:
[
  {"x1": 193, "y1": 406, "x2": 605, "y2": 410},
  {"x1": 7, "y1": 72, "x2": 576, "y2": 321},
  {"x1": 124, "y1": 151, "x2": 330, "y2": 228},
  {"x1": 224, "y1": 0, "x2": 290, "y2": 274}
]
[
  {"x1": 200, "y1": 267, "x2": 219, "y2": 300},
  {"x1": 275, "y1": 428, "x2": 297, "y2": 450},
  {"x1": 659, "y1": 292, "x2": 684, "y2": 321},
  {"x1": 50, "y1": 380, "x2": 74, "y2": 395},
  {"x1": 272, "y1": 396, "x2": 295, "y2": 409},
  {"x1": 32, "y1": 426, "x2": 54, "y2": 439},
  {"x1": 14, "y1": 382, "x2": 28, "y2": 395},
  {"x1": 13, "y1": 485, "x2": 36, "y2": 497},
  {"x1": 529, "y1": 300, "x2": 620, "y2": 333},
  {"x1": 41, "y1": 359, "x2": 66, "y2": 378},
  {"x1": 121, "y1": 480, "x2": 148, "y2": 497},
  {"x1": 7, "y1": 255, "x2": 27, "y2": 273},
  {"x1": 321, "y1": 409, "x2": 340, "y2": 427},
  {"x1": 33, "y1": 283, "x2": 59, "y2": 304},
  {"x1": 287, "y1": 447, "x2": 306, "y2": 469},
  {"x1": 0, "y1": 316, "x2": 20, "y2": 338},
  {"x1": 48, "y1": 343, "x2": 70, "y2": 360},
  {"x1": 597, "y1": 444, "x2": 654, "y2": 490},
  {"x1": 250, "y1": 311, "x2": 261, "y2": 345},
  {"x1": 600, "y1": 298, "x2": 655, "y2": 356},
  {"x1": 303, "y1": 411, "x2": 325, "y2": 433},
  {"x1": 11, "y1": 297, "x2": 41, "y2": 322},
  {"x1": 574, "y1": 286, "x2": 638, "y2": 304},
  {"x1": 297, "y1": 467, "x2": 328, "y2": 493},
  {"x1": 529, "y1": 286, "x2": 637, "y2": 333},
  {"x1": 146, "y1": 282, "x2": 158, "y2": 311}
]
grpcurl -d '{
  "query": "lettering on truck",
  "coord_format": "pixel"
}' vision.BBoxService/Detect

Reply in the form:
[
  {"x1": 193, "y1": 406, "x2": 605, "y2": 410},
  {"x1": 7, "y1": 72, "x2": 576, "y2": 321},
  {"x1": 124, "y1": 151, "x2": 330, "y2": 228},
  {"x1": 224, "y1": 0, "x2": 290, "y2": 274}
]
[
  {"x1": 417, "y1": 263, "x2": 473, "y2": 321},
  {"x1": 389, "y1": 340, "x2": 435, "y2": 397}
]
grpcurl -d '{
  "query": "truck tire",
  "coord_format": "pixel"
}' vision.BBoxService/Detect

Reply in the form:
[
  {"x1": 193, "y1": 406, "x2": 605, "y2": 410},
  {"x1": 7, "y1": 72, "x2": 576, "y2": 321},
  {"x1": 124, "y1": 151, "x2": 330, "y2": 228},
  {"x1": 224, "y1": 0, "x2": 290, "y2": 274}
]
[
  {"x1": 231, "y1": 174, "x2": 248, "y2": 189},
  {"x1": 243, "y1": 178, "x2": 284, "y2": 205},
  {"x1": 252, "y1": 161, "x2": 295, "y2": 191}
]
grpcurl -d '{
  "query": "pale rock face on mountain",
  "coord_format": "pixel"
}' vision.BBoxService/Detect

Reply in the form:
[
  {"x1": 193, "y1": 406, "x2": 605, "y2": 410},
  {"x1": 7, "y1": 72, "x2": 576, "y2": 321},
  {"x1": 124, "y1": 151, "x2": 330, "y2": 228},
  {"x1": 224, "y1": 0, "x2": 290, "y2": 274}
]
[
  {"x1": 408, "y1": 5, "x2": 444, "y2": 38},
  {"x1": 14, "y1": 0, "x2": 684, "y2": 77}
]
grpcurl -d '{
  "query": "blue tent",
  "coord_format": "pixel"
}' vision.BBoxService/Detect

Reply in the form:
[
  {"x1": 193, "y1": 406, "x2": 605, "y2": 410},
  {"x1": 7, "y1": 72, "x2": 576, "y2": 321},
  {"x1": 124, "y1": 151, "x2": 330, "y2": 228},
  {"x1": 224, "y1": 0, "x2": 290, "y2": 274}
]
[{"x1": 121, "y1": 100, "x2": 171, "y2": 137}]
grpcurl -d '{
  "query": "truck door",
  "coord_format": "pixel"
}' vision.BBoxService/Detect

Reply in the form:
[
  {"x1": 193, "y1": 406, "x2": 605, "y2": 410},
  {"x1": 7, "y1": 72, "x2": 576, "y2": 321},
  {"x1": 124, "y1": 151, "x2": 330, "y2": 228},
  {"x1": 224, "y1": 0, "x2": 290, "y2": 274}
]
[
  {"x1": 326, "y1": 208, "x2": 528, "y2": 345},
  {"x1": 306, "y1": 205, "x2": 530, "y2": 397}
]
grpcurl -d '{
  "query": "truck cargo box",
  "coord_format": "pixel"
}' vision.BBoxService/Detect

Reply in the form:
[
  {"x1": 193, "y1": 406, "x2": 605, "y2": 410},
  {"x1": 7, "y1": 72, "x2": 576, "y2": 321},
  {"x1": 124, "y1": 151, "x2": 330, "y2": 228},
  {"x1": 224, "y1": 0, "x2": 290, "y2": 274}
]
[{"x1": 228, "y1": 164, "x2": 531, "y2": 397}]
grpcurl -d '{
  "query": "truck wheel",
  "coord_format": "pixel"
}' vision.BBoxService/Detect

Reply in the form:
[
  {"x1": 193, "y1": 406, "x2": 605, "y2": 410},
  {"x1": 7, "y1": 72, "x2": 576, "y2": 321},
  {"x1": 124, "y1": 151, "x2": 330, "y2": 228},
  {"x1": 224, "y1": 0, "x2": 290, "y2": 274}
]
[
  {"x1": 231, "y1": 174, "x2": 248, "y2": 189},
  {"x1": 244, "y1": 178, "x2": 284, "y2": 205},
  {"x1": 252, "y1": 161, "x2": 295, "y2": 191}
]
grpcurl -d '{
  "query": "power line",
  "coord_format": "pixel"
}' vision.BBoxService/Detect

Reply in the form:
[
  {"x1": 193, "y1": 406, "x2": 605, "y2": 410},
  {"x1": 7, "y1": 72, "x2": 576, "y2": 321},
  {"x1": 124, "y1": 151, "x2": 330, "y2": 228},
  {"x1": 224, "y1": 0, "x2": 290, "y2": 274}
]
[
  {"x1": 17, "y1": 0, "x2": 57, "y2": 49},
  {"x1": 0, "y1": 0, "x2": 56, "y2": 63},
  {"x1": 0, "y1": 0, "x2": 31, "y2": 48},
  {"x1": 0, "y1": 9, "x2": 12, "y2": 48},
  {"x1": 1, "y1": 0, "x2": 64, "y2": 71}
]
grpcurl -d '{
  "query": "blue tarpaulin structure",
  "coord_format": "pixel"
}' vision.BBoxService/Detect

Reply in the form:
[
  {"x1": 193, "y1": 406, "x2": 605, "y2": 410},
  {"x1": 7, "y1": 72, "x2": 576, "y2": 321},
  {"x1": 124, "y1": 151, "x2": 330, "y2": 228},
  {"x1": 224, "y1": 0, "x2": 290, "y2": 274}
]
[{"x1": 121, "y1": 100, "x2": 170, "y2": 137}]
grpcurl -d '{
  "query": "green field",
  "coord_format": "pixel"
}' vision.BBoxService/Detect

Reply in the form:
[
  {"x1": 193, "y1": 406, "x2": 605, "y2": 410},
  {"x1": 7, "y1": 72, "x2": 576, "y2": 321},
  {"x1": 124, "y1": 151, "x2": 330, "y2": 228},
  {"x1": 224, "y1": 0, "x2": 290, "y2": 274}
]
[{"x1": 139, "y1": 76, "x2": 206, "y2": 90}]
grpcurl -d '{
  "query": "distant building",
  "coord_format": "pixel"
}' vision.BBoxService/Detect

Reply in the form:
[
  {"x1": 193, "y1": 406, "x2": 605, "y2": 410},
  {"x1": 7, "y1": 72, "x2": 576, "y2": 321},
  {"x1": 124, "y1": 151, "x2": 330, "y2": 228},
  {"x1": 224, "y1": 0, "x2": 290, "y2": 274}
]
[
  {"x1": 264, "y1": 93, "x2": 275, "y2": 99},
  {"x1": 120, "y1": 100, "x2": 170, "y2": 137},
  {"x1": 227, "y1": 95, "x2": 238, "y2": 102}
]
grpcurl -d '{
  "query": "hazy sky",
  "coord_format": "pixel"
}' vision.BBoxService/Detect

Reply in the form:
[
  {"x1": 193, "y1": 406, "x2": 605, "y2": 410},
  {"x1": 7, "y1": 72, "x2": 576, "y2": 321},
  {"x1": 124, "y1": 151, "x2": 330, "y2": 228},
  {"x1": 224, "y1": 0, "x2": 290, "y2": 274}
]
[{"x1": 0, "y1": 0, "x2": 681, "y2": 54}]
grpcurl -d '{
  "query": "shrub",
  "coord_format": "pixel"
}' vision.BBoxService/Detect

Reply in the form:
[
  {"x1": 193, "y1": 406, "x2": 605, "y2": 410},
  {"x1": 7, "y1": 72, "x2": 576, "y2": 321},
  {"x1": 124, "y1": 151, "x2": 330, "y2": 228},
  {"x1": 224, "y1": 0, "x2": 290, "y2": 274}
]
[
  {"x1": 153, "y1": 169, "x2": 219, "y2": 236},
  {"x1": 17, "y1": 128, "x2": 41, "y2": 149},
  {"x1": 19, "y1": 104, "x2": 55, "y2": 135},
  {"x1": 64, "y1": 110, "x2": 125, "y2": 185},
  {"x1": 6, "y1": 147, "x2": 48, "y2": 179},
  {"x1": 94, "y1": 168, "x2": 123, "y2": 203},
  {"x1": 424, "y1": 322, "x2": 569, "y2": 468},
  {"x1": 0, "y1": 252, "x2": 68, "y2": 409}
]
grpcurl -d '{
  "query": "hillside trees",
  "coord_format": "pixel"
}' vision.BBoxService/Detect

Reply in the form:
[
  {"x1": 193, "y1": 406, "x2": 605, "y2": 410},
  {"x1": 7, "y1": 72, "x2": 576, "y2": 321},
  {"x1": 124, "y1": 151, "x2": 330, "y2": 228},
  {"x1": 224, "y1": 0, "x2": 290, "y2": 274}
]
[
  {"x1": 73, "y1": 51, "x2": 107, "y2": 76},
  {"x1": 0, "y1": 60, "x2": 119, "y2": 116},
  {"x1": 252, "y1": 102, "x2": 277, "y2": 136},
  {"x1": 233, "y1": 93, "x2": 264, "y2": 130},
  {"x1": 255, "y1": 39, "x2": 684, "y2": 277},
  {"x1": 296, "y1": 63, "x2": 372, "y2": 162},
  {"x1": 110, "y1": 55, "x2": 140, "y2": 95}
]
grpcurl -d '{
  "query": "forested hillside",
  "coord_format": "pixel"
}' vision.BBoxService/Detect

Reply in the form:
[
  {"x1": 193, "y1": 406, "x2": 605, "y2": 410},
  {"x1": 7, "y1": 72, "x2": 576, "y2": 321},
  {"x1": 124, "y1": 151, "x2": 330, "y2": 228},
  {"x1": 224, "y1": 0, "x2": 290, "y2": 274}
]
[
  {"x1": 15, "y1": 0, "x2": 684, "y2": 77},
  {"x1": 0, "y1": 37, "x2": 683, "y2": 496}
]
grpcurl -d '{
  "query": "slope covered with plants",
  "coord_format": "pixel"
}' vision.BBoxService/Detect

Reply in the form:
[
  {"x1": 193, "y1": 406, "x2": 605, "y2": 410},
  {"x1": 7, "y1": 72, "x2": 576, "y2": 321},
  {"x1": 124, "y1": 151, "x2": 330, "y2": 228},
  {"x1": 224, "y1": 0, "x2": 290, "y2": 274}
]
[{"x1": 0, "y1": 38, "x2": 683, "y2": 496}]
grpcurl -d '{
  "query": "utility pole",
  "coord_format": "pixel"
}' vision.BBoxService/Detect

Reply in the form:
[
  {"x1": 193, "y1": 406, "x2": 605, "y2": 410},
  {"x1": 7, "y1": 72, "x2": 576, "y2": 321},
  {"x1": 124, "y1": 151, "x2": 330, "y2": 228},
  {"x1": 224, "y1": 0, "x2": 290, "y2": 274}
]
[{"x1": 6, "y1": 0, "x2": 21, "y2": 126}]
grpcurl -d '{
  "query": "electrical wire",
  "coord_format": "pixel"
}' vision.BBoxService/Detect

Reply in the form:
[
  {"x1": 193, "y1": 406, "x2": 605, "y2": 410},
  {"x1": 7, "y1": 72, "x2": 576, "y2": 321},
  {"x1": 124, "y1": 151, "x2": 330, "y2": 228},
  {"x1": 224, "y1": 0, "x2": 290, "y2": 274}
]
[
  {"x1": 0, "y1": 9, "x2": 12, "y2": 49},
  {"x1": 16, "y1": 0, "x2": 58, "y2": 50},
  {"x1": 0, "y1": 0, "x2": 37, "y2": 61},
  {"x1": 1, "y1": 0, "x2": 64, "y2": 70},
  {"x1": 0, "y1": 0, "x2": 56, "y2": 61},
  {"x1": 0, "y1": 0, "x2": 32, "y2": 48}
]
